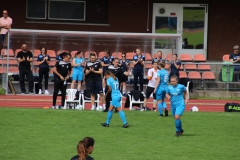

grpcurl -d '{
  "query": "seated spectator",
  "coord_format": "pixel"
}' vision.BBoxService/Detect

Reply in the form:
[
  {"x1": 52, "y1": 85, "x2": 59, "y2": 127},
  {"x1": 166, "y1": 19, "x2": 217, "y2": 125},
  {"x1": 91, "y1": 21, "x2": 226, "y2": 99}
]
[
  {"x1": 71, "y1": 137, "x2": 95, "y2": 160},
  {"x1": 230, "y1": 45, "x2": 240, "y2": 81}
]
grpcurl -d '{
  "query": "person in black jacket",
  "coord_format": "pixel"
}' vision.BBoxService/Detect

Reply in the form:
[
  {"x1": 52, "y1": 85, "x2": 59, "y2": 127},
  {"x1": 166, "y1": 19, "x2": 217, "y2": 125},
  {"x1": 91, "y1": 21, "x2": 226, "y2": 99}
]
[{"x1": 71, "y1": 137, "x2": 95, "y2": 160}]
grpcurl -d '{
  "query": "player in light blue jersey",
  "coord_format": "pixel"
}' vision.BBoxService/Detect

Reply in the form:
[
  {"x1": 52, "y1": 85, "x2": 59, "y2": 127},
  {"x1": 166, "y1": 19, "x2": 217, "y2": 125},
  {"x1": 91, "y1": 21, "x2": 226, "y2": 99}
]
[
  {"x1": 71, "y1": 51, "x2": 85, "y2": 91},
  {"x1": 101, "y1": 70, "x2": 129, "y2": 128},
  {"x1": 154, "y1": 61, "x2": 169, "y2": 117},
  {"x1": 166, "y1": 75, "x2": 188, "y2": 137}
]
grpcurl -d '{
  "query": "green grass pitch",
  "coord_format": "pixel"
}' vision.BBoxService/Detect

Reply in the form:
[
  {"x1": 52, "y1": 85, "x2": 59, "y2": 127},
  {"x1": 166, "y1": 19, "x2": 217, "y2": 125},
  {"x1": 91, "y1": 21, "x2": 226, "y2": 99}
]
[{"x1": 0, "y1": 108, "x2": 239, "y2": 160}]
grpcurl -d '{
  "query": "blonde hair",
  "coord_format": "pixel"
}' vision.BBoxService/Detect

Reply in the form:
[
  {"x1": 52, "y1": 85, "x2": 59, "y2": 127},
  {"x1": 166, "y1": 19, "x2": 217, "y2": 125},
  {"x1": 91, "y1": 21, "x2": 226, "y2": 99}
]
[{"x1": 77, "y1": 137, "x2": 94, "y2": 160}]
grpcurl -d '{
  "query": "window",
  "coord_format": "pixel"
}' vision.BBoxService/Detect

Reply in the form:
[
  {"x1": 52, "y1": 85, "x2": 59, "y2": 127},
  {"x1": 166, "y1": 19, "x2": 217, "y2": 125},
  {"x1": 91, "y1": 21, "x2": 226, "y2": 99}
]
[
  {"x1": 26, "y1": 0, "x2": 108, "y2": 24},
  {"x1": 49, "y1": 0, "x2": 85, "y2": 20}
]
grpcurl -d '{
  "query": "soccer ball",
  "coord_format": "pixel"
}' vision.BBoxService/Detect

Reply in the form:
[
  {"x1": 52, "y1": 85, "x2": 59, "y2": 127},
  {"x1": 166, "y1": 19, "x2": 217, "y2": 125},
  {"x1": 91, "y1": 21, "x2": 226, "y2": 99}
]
[
  {"x1": 191, "y1": 106, "x2": 199, "y2": 112},
  {"x1": 75, "y1": 105, "x2": 83, "y2": 110},
  {"x1": 96, "y1": 106, "x2": 103, "y2": 111}
]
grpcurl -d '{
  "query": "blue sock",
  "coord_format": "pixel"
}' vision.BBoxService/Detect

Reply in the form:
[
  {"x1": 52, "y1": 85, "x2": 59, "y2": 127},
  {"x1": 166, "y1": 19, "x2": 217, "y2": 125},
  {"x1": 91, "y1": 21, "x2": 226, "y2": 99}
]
[
  {"x1": 175, "y1": 119, "x2": 181, "y2": 132},
  {"x1": 106, "y1": 110, "x2": 113, "y2": 124},
  {"x1": 158, "y1": 103, "x2": 163, "y2": 115},
  {"x1": 118, "y1": 110, "x2": 127, "y2": 124},
  {"x1": 162, "y1": 102, "x2": 167, "y2": 110}
]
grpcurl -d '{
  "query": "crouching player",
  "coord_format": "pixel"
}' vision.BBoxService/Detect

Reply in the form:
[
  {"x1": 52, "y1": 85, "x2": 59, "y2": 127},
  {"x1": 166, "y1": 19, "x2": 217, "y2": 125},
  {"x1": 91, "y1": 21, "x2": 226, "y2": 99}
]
[
  {"x1": 154, "y1": 61, "x2": 169, "y2": 117},
  {"x1": 166, "y1": 75, "x2": 188, "y2": 137},
  {"x1": 101, "y1": 70, "x2": 129, "y2": 128}
]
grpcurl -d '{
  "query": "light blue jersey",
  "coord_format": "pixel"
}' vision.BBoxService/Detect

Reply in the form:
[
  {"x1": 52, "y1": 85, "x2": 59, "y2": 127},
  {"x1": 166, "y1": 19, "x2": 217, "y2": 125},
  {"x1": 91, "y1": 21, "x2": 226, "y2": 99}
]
[
  {"x1": 107, "y1": 77, "x2": 121, "y2": 107},
  {"x1": 167, "y1": 84, "x2": 186, "y2": 107},
  {"x1": 73, "y1": 57, "x2": 84, "y2": 73},
  {"x1": 156, "y1": 69, "x2": 169, "y2": 90}
]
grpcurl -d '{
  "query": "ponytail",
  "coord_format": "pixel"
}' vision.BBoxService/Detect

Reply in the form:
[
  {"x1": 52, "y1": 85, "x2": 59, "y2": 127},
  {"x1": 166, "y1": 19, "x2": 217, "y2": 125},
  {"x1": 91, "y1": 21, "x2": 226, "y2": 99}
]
[
  {"x1": 76, "y1": 137, "x2": 95, "y2": 160},
  {"x1": 105, "y1": 70, "x2": 117, "y2": 80}
]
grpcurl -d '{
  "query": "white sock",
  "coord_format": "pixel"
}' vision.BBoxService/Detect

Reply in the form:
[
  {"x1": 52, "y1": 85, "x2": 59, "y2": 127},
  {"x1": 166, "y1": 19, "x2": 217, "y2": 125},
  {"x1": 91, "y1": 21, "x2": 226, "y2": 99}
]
[
  {"x1": 103, "y1": 104, "x2": 106, "y2": 109},
  {"x1": 123, "y1": 90, "x2": 126, "y2": 94},
  {"x1": 92, "y1": 105, "x2": 95, "y2": 109},
  {"x1": 103, "y1": 88, "x2": 105, "y2": 92}
]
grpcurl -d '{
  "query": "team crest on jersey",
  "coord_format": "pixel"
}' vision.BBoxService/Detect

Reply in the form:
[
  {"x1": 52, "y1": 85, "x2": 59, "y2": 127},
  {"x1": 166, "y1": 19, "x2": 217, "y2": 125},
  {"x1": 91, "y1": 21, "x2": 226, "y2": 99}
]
[
  {"x1": 95, "y1": 65, "x2": 97, "y2": 67},
  {"x1": 62, "y1": 65, "x2": 64, "y2": 67},
  {"x1": 176, "y1": 89, "x2": 180, "y2": 92},
  {"x1": 67, "y1": 66, "x2": 69, "y2": 68}
]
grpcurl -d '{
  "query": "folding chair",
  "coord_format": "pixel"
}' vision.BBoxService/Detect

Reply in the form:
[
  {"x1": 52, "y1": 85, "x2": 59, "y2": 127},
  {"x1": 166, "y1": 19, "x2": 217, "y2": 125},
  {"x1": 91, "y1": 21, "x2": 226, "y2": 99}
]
[
  {"x1": 80, "y1": 93, "x2": 100, "y2": 110},
  {"x1": 127, "y1": 93, "x2": 144, "y2": 110},
  {"x1": 64, "y1": 89, "x2": 80, "y2": 109},
  {"x1": 185, "y1": 81, "x2": 191, "y2": 100}
]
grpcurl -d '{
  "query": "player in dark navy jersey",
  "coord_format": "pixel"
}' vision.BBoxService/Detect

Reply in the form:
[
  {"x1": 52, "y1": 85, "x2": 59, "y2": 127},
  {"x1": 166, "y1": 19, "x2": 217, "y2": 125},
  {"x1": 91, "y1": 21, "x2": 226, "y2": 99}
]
[
  {"x1": 119, "y1": 53, "x2": 130, "y2": 96},
  {"x1": 132, "y1": 48, "x2": 145, "y2": 92},
  {"x1": 169, "y1": 53, "x2": 181, "y2": 81},
  {"x1": 37, "y1": 47, "x2": 50, "y2": 95},
  {"x1": 101, "y1": 49, "x2": 114, "y2": 92},
  {"x1": 52, "y1": 52, "x2": 72, "y2": 109},
  {"x1": 86, "y1": 53, "x2": 106, "y2": 110},
  {"x1": 152, "y1": 50, "x2": 165, "y2": 65}
]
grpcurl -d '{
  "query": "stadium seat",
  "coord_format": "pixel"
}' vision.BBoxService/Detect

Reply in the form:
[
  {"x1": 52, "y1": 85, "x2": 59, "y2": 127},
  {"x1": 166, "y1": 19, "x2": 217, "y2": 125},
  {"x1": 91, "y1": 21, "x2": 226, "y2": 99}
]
[
  {"x1": 184, "y1": 44, "x2": 194, "y2": 49},
  {"x1": 33, "y1": 61, "x2": 39, "y2": 66},
  {"x1": 184, "y1": 63, "x2": 197, "y2": 70},
  {"x1": 30, "y1": 49, "x2": 41, "y2": 58},
  {"x1": 49, "y1": 61, "x2": 56, "y2": 67},
  {"x1": 198, "y1": 64, "x2": 211, "y2": 71},
  {"x1": 85, "y1": 51, "x2": 97, "y2": 59},
  {"x1": 180, "y1": 54, "x2": 192, "y2": 62},
  {"x1": 145, "y1": 63, "x2": 152, "y2": 69},
  {"x1": 8, "y1": 66, "x2": 19, "y2": 73},
  {"x1": 47, "y1": 50, "x2": 56, "y2": 58},
  {"x1": 193, "y1": 54, "x2": 206, "y2": 62},
  {"x1": 202, "y1": 71, "x2": 215, "y2": 81},
  {"x1": 179, "y1": 71, "x2": 187, "y2": 78},
  {"x1": 144, "y1": 53, "x2": 152, "y2": 61},
  {"x1": 70, "y1": 51, "x2": 78, "y2": 58},
  {"x1": 195, "y1": 44, "x2": 204, "y2": 49},
  {"x1": 127, "y1": 93, "x2": 144, "y2": 110},
  {"x1": 15, "y1": 49, "x2": 22, "y2": 56},
  {"x1": 112, "y1": 52, "x2": 122, "y2": 59},
  {"x1": 2, "y1": 59, "x2": 18, "y2": 66},
  {"x1": 1, "y1": 49, "x2": 15, "y2": 57},
  {"x1": 80, "y1": 92, "x2": 100, "y2": 110},
  {"x1": 64, "y1": 89, "x2": 80, "y2": 109},
  {"x1": 0, "y1": 67, "x2": 6, "y2": 73},
  {"x1": 222, "y1": 54, "x2": 230, "y2": 61},
  {"x1": 57, "y1": 50, "x2": 68, "y2": 55},
  {"x1": 166, "y1": 53, "x2": 172, "y2": 61},
  {"x1": 98, "y1": 52, "x2": 105, "y2": 59},
  {"x1": 188, "y1": 71, "x2": 201, "y2": 80},
  {"x1": 126, "y1": 52, "x2": 135, "y2": 60}
]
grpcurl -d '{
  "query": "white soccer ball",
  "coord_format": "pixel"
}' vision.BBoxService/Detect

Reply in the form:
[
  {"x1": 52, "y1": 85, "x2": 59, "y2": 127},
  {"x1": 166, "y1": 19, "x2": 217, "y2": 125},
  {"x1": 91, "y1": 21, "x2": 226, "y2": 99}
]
[
  {"x1": 96, "y1": 106, "x2": 103, "y2": 111},
  {"x1": 191, "y1": 106, "x2": 199, "y2": 112},
  {"x1": 76, "y1": 105, "x2": 83, "y2": 110}
]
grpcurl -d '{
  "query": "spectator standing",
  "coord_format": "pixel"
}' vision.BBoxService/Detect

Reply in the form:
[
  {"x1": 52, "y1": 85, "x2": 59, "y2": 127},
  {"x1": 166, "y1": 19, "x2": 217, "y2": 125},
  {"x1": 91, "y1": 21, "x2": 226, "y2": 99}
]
[
  {"x1": 37, "y1": 47, "x2": 50, "y2": 94},
  {"x1": 52, "y1": 52, "x2": 72, "y2": 109},
  {"x1": 85, "y1": 53, "x2": 106, "y2": 110},
  {"x1": 119, "y1": 53, "x2": 130, "y2": 96},
  {"x1": 132, "y1": 47, "x2": 145, "y2": 93},
  {"x1": 166, "y1": 75, "x2": 188, "y2": 137},
  {"x1": 0, "y1": 10, "x2": 12, "y2": 48},
  {"x1": 230, "y1": 45, "x2": 240, "y2": 81},
  {"x1": 152, "y1": 50, "x2": 164, "y2": 64},
  {"x1": 169, "y1": 53, "x2": 181, "y2": 81},
  {"x1": 101, "y1": 49, "x2": 114, "y2": 92},
  {"x1": 16, "y1": 44, "x2": 34, "y2": 94},
  {"x1": 71, "y1": 51, "x2": 85, "y2": 91},
  {"x1": 141, "y1": 61, "x2": 159, "y2": 111},
  {"x1": 71, "y1": 137, "x2": 95, "y2": 160}
]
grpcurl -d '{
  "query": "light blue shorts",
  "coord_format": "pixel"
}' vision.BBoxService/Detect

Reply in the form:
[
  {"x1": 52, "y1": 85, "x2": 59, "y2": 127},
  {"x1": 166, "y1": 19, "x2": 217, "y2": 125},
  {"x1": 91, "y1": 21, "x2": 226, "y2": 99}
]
[
  {"x1": 156, "y1": 89, "x2": 166, "y2": 101},
  {"x1": 110, "y1": 97, "x2": 121, "y2": 108},
  {"x1": 72, "y1": 73, "x2": 83, "y2": 81},
  {"x1": 171, "y1": 105, "x2": 185, "y2": 117}
]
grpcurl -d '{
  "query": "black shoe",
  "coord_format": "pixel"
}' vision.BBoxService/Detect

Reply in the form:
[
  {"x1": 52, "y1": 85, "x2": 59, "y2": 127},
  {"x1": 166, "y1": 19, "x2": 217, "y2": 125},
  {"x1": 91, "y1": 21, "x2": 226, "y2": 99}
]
[
  {"x1": 175, "y1": 132, "x2": 181, "y2": 137},
  {"x1": 152, "y1": 108, "x2": 156, "y2": 111},
  {"x1": 103, "y1": 109, "x2": 108, "y2": 112},
  {"x1": 180, "y1": 129, "x2": 184, "y2": 135},
  {"x1": 122, "y1": 93, "x2": 127, "y2": 97},
  {"x1": 101, "y1": 123, "x2": 109, "y2": 127},
  {"x1": 159, "y1": 114, "x2": 163, "y2": 117},
  {"x1": 122, "y1": 123, "x2": 129, "y2": 128},
  {"x1": 165, "y1": 109, "x2": 168, "y2": 117}
]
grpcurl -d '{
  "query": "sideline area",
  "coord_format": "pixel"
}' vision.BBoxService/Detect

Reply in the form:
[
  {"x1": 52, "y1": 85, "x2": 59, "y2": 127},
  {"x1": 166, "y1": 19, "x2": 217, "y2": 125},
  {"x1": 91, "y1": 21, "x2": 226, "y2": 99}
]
[{"x1": 0, "y1": 94, "x2": 234, "y2": 112}]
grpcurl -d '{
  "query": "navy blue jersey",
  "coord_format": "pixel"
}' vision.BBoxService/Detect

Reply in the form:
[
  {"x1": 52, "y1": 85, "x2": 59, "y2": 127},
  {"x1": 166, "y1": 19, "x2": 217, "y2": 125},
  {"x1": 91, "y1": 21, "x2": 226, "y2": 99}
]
[
  {"x1": 37, "y1": 54, "x2": 50, "y2": 68},
  {"x1": 170, "y1": 60, "x2": 181, "y2": 75},
  {"x1": 230, "y1": 52, "x2": 240, "y2": 63},
  {"x1": 133, "y1": 55, "x2": 145, "y2": 70},
  {"x1": 101, "y1": 56, "x2": 114, "y2": 72},
  {"x1": 152, "y1": 58, "x2": 165, "y2": 64},
  {"x1": 56, "y1": 55, "x2": 62, "y2": 61},
  {"x1": 120, "y1": 59, "x2": 130, "y2": 71}
]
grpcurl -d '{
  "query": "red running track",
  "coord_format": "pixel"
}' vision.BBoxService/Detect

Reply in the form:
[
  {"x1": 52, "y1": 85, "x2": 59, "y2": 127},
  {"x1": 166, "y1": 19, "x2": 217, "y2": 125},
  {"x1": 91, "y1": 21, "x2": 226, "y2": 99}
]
[{"x1": 0, "y1": 94, "x2": 238, "y2": 112}]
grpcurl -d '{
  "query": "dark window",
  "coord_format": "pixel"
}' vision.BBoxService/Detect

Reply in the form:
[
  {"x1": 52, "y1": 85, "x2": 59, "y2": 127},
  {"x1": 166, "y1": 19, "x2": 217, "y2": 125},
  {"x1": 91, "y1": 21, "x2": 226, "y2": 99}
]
[{"x1": 27, "y1": 0, "x2": 46, "y2": 19}]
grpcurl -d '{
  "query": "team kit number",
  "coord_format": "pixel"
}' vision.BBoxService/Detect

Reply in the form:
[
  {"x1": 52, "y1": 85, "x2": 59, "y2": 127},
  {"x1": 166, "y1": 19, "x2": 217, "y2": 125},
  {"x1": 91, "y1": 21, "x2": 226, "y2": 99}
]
[{"x1": 113, "y1": 82, "x2": 119, "y2": 90}]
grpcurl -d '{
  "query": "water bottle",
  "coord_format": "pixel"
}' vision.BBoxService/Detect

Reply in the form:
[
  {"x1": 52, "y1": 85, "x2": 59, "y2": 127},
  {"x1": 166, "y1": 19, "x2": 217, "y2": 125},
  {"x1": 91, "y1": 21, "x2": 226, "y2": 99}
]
[
  {"x1": 129, "y1": 68, "x2": 133, "y2": 77},
  {"x1": 63, "y1": 79, "x2": 67, "y2": 86}
]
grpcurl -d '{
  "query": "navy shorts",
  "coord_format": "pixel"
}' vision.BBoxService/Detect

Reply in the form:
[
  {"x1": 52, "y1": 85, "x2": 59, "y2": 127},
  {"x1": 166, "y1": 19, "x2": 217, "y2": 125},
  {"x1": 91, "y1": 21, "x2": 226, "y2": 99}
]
[{"x1": 89, "y1": 81, "x2": 103, "y2": 94}]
